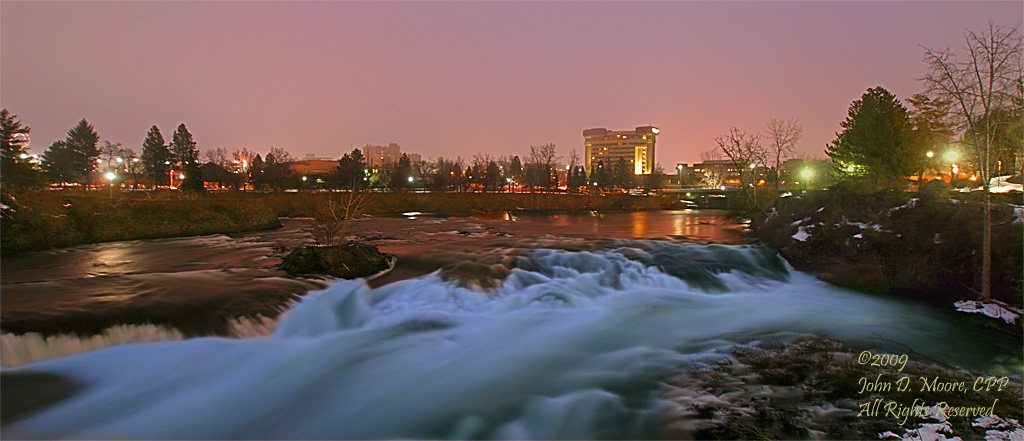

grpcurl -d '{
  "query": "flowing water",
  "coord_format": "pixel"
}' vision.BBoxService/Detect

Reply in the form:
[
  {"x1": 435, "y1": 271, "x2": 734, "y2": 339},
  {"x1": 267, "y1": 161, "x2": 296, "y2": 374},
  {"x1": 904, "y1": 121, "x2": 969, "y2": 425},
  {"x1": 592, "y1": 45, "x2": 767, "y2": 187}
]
[{"x1": 1, "y1": 211, "x2": 1020, "y2": 439}]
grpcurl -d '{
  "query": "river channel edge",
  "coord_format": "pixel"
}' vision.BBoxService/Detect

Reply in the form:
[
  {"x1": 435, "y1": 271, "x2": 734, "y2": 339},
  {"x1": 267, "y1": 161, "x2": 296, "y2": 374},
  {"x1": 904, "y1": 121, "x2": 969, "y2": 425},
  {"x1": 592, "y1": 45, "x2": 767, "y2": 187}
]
[{"x1": 1, "y1": 207, "x2": 1021, "y2": 440}]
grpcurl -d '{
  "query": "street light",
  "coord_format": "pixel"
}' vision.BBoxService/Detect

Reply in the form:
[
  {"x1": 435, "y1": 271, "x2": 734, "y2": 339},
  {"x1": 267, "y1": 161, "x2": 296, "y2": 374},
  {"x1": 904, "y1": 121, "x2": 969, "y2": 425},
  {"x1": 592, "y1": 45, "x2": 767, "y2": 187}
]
[
  {"x1": 945, "y1": 151, "x2": 959, "y2": 183},
  {"x1": 801, "y1": 169, "x2": 812, "y2": 189},
  {"x1": 105, "y1": 172, "x2": 116, "y2": 198}
]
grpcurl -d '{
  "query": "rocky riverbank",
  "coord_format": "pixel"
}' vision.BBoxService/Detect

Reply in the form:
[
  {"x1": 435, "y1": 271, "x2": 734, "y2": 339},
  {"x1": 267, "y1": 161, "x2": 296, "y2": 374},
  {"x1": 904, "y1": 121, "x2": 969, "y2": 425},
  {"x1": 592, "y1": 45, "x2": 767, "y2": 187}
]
[{"x1": 750, "y1": 189, "x2": 1023, "y2": 311}]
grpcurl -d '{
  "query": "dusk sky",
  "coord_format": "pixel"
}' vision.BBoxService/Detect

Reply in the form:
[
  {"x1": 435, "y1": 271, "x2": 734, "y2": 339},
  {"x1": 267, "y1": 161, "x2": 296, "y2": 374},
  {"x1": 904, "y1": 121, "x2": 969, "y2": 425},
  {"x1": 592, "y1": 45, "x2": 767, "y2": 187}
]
[{"x1": 2, "y1": 1, "x2": 1021, "y2": 168}]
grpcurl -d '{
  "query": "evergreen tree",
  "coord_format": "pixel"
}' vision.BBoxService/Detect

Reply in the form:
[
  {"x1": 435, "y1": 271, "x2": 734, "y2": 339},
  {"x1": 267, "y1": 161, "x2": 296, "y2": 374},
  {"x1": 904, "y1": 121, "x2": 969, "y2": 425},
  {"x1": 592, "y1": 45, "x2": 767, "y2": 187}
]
[
  {"x1": 485, "y1": 160, "x2": 502, "y2": 191},
  {"x1": 907, "y1": 94, "x2": 956, "y2": 187},
  {"x1": 826, "y1": 87, "x2": 923, "y2": 189},
  {"x1": 568, "y1": 166, "x2": 588, "y2": 191},
  {"x1": 249, "y1": 154, "x2": 265, "y2": 188},
  {"x1": 169, "y1": 123, "x2": 199, "y2": 170},
  {"x1": 169, "y1": 124, "x2": 203, "y2": 192},
  {"x1": 613, "y1": 157, "x2": 634, "y2": 190},
  {"x1": 592, "y1": 160, "x2": 609, "y2": 190},
  {"x1": 41, "y1": 140, "x2": 76, "y2": 186},
  {"x1": 65, "y1": 118, "x2": 100, "y2": 185},
  {"x1": 509, "y1": 155, "x2": 523, "y2": 190},
  {"x1": 390, "y1": 153, "x2": 412, "y2": 191},
  {"x1": 141, "y1": 125, "x2": 170, "y2": 187},
  {"x1": 1, "y1": 109, "x2": 39, "y2": 188},
  {"x1": 335, "y1": 148, "x2": 366, "y2": 189}
]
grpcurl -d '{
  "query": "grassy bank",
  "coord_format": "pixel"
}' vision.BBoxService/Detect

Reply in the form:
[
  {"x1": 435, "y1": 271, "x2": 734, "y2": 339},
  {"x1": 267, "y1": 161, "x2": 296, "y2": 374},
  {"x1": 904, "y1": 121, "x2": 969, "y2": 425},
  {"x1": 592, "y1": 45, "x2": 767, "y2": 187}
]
[
  {"x1": 748, "y1": 187, "x2": 1023, "y2": 308},
  {"x1": 0, "y1": 189, "x2": 684, "y2": 255},
  {"x1": 1, "y1": 190, "x2": 279, "y2": 256}
]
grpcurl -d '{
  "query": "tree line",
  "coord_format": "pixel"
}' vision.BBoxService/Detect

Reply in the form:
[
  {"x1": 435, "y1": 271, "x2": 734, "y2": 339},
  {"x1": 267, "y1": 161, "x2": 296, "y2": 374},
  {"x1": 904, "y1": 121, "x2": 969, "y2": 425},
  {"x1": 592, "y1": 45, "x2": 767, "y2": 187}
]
[{"x1": 2, "y1": 118, "x2": 670, "y2": 193}]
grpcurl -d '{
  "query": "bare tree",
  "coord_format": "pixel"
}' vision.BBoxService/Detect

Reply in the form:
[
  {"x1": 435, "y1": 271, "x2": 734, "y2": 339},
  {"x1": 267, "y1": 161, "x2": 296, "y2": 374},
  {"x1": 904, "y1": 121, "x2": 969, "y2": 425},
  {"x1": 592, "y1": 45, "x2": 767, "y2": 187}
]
[
  {"x1": 920, "y1": 21, "x2": 1022, "y2": 301},
  {"x1": 268, "y1": 146, "x2": 295, "y2": 164},
  {"x1": 764, "y1": 118, "x2": 803, "y2": 192},
  {"x1": 715, "y1": 127, "x2": 766, "y2": 188},
  {"x1": 471, "y1": 153, "x2": 494, "y2": 169},
  {"x1": 203, "y1": 146, "x2": 230, "y2": 167},
  {"x1": 122, "y1": 147, "x2": 144, "y2": 189},
  {"x1": 496, "y1": 155, "x2": 512, "y2": 191},
  {"x1": 525, "y1": 143, "x2": 559, "y2": 190},
  {"x1": 699, "y1": 149, "x2": 726, "y2": 189},
  {"x1": 304, "y1": 191, "x2": 374, "y2": 247}
]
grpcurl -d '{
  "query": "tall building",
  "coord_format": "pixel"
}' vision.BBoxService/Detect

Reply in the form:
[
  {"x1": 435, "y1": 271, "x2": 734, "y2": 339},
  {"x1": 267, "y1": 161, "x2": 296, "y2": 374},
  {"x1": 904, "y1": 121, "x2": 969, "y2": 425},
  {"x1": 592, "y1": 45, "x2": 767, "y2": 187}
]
[
  {"x1": 583, "y1": 126, "x2": 658, "y2": 175},
  {"x1": 362, "y1": 143, "x2": 402, "y2": 168}
]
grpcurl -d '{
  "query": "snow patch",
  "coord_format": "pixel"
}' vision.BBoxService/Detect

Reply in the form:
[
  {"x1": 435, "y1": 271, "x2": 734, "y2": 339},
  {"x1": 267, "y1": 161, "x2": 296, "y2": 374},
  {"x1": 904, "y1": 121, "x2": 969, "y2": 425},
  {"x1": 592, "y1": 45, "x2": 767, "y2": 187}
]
[
  {"x1": 888, "y1": 198, "x2": 920, "y2": 214},
  {"x1": 1010, "y1": 205, "x2": 1024, "y2": 224},
  {"x1": 972, "y1": 415, "x2": 1024, "y2": 441},
  {"x1": 792, "y1": 226, "x2": 811, "y2": 242},
  {"x1": 954, "y1": 300, "x2": 1020, "y2": 325}
]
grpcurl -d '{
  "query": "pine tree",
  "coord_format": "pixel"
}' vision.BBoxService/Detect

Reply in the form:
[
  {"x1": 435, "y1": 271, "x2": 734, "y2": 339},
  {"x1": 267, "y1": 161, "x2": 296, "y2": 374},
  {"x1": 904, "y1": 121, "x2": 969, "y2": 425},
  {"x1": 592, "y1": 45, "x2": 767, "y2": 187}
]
[
  {"x1": 141, "y1": 125, "x2": 170, "y2": 187},
  {"x1": 169, "y1": 124, "x2": 199, "y2": 170},
  {"x1": 485, "y1": 160, "x2": 502, "y2": 191},
  {"x1": 568, "y1": 166, "x2": 588, "y2": 191},
  {"x1": 592, "y1": 160, "x2": 609, "y2": 190},
  {"x1": 390, "y1": 153, "x2": 412, "y2": 191},
  {"x1": 1, "y1": 109, "x2": 39, "y2": 188},
  {"x1": 65, "y1": 119, "x2": 100, "y2": 185},
  {"x1": 613, "y1": 157, "x2": 633, "y2": 190},
  {"x1": 826, "y1": 87, "x2": 922, "y2": 189},
  {"x1": 170, "y1": 124, "x2": 203, "y2": 192},
  {"x1": 41, "y1": 140, "x2": 76, "y2": 186},
  {"x1": 335, "y1": 148, "x2": 366, "y2": 189},
  {"x1": 509, "y1": 156, "x2": 523, "y2": 190}
]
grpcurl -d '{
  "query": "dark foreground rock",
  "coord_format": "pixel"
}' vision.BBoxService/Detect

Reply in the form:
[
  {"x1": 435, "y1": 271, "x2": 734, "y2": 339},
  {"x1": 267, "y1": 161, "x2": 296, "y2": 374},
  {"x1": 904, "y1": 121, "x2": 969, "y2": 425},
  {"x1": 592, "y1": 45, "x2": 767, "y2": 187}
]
[{"x1": 280, "y1": 242, "x2": 395, "y2": 279}]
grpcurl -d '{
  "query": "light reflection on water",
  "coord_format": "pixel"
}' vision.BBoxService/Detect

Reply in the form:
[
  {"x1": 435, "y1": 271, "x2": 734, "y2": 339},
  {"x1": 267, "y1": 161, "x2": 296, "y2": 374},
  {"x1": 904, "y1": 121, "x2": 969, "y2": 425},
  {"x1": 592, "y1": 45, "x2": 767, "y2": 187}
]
[{"x1": 489, "y1": 209, "x2": 742, "y2": 242}]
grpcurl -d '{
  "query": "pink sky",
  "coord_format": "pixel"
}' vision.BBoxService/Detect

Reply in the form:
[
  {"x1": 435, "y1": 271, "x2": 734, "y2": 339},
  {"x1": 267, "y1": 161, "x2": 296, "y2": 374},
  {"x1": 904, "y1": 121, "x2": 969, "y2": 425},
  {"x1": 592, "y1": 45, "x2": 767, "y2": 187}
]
[{"x1": 2, "y1": 1, "x2": 1020, "y2": 168}]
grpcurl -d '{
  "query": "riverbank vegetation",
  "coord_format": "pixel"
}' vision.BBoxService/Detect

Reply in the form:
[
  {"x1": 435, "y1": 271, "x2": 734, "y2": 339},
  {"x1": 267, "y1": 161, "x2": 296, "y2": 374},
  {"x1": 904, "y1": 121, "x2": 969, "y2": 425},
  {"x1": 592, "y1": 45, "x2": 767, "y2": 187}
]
[
  {"x1": 747, "y1": 185, "x2": 1023, "y2": 310},
  {"x1": 0, "y1": 189, "x2": 684, "y2": 256}
]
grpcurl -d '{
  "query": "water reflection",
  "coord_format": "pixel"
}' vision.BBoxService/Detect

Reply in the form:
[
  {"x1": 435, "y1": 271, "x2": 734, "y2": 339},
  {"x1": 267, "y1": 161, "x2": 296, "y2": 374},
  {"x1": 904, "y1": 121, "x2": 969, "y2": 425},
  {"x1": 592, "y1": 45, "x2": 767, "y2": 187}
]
[{"x1": 498, "y1": 210, "x2": 741, "y2": 242}]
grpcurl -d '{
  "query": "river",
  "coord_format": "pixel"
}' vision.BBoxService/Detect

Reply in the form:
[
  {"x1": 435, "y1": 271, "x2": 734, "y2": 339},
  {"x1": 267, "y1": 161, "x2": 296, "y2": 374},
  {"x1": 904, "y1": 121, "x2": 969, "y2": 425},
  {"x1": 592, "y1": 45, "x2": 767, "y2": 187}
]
[{"x1": 1, "y1": 210, "x2": 1020, "y2": 439}]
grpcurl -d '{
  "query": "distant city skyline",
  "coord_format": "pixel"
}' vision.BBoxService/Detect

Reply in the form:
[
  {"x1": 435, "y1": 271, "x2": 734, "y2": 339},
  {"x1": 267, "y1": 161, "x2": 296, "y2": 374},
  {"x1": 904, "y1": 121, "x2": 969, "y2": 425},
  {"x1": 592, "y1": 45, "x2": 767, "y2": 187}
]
[{"x1": 2, "y1": 2, "x2": 1020, "y2": 168}]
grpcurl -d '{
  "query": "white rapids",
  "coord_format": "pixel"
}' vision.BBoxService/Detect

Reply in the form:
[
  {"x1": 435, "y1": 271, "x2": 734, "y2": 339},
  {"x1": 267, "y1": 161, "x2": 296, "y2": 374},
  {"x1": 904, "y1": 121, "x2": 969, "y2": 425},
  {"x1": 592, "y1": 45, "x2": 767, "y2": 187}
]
[{"x1": 4, "y1": 243, "x2": 1017, "y2": 439}]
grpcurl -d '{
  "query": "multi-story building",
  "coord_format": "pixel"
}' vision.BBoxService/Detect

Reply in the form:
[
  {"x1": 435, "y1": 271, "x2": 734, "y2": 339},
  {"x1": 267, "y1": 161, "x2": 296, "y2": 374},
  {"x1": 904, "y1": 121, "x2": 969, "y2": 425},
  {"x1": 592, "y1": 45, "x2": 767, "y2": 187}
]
[
  {"x1": 363, "y1": 143, "x2": 402, "y2": 169},
  {"x1": 583, "y1": 126, "x2": 658, "y2": 175},
  {"x1": 289, "y1": 154, "x2": 339, "y2": 175}
]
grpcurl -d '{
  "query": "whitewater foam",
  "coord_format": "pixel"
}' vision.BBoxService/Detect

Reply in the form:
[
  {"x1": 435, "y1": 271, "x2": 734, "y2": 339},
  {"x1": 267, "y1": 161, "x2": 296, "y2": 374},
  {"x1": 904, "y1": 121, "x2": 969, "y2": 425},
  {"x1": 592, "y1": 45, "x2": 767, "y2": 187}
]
[{"x1": 4, "y1": 242, "x2": 1018, "y2": 439}]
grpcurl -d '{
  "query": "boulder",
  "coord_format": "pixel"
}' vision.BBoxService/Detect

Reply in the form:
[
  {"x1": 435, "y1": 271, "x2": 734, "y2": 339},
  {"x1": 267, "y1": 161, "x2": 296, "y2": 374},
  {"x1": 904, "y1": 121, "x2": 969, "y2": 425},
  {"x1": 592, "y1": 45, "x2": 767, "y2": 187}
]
[{"x1": 280, "y1": 242, "x2": 395, "y2": 279}]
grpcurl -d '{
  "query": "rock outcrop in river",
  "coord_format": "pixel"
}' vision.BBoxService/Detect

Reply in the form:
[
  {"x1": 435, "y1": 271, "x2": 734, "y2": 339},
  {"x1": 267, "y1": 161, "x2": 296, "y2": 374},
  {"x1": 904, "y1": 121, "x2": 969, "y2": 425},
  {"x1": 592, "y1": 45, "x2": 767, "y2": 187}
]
[{"x1": 280, "y1": 242, "x2": 395, "y2": 279}]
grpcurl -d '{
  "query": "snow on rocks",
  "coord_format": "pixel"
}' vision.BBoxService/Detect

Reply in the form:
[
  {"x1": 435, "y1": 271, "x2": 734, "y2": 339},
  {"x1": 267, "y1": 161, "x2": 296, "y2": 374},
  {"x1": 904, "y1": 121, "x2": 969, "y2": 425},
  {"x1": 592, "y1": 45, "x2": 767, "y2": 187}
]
[
  {"x1": 888, "y1": 198, "x2": 920, "y2": 214},
  {"x1": 972, "y1": 415, "x2": 1024, "y2": 441},
  {"x1": 792, "y1": 226, "x2": 812, "y2": 242},
  {"x1": 954, "y1": 300, "x2": 1020, "y2": 325},
  {"x1": 1011, "y1": 205, "x2": 1023, "y2": 224}
]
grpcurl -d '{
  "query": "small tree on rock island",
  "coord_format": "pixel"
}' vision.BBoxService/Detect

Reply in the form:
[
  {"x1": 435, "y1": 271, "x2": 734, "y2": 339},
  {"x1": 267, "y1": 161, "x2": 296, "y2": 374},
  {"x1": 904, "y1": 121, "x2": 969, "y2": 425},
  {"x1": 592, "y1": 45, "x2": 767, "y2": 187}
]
[
  {"x1": 825, "y1": 87, "x2": 923, "y2": 190},
  {"x1": 920, "y1": 21, "x2": 1023, "y2": 301}
]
